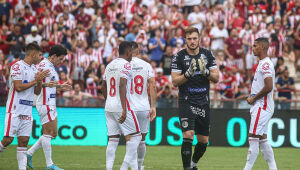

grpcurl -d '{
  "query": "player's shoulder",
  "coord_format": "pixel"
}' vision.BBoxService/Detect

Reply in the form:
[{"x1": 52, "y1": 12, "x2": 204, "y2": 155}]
[
  {"x1": 175, "y1": 49, "x2": 188, "y2": 57},
  {"x1": 199, "y1": 47, "x2": 214, "y2": 58},
  {"x1": 10, "y1": 60, "x2": 23, "y2": 72},
  {"x1": 260, "y1": 57, "x2": 274, "y2": 69}
]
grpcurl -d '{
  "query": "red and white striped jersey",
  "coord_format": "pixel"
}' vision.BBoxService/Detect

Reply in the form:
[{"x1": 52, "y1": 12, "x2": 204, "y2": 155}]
[
  {"x1": 119, "y1": 0, "x2": 134, "y2": 14},
  {"x1": 288, "y1": 15, "x2": 300, "y2": 29},
  {"x1": 244, "y1": 32, "x2": 262, "y2": 55},
  {"x1": 80, "y1": 54, "x2": 92, "y2": 68},
  {"x1": 74, "y1": 47, "x2": 85, "y2": 67},
  {"x1": 248, "y1": 14, "x2": 262, "y2": 26},
  {"x1": 64, "y1": 19, "x2": 76, "y2": 30},
  {"x1": 225, "y1": 10, "x2": 233, "y2": 29},
  {"x1": 86, "y1": 77, "x2": 97, "y2": 96},
  {"x1": 92, "y1": 48, "x2": 104, "y2": 65},
  {"x1": 213, "y1": 10, "x2": 224, "y2": 23},
  {"x1": 277, "y1": 33, "x2": 286, "y2": 56},
  {"x1": 250, "y1": 57, "x2": 275, "y2": 114},
  {"x1": 6, "y1": 60, "x2": 38, "y2": 115},
  {"x1": 130, "y1": 57, "x2": 155, "y2": 112},
  {"x1": 104, "y1": 58, "x2": 133, "y2": 112},
  {"x1": 130, "y1": 3, "x2": 143, "y2": 15},
  {"x1": 36, "y1": 58, "x2": 59, "y2": 106},
  {"x1": 50, "y1": 31, "x2": 63, "y2": 44},
  {"x1": 65, "y1": 53, "x2": 73, "y2": 76},
  {"x1": 41, "y1": 17, "x2": 55, "y2": 40},
  {"x1": 107, "y1": 9, "x2": 118, "y2": 24}
]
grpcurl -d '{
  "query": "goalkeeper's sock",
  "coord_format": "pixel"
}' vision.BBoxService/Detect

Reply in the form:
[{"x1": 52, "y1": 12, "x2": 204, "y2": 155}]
[
  {"x1": 106, "y1": 138, "x2": 119, "y2": 170},
  {"x1": 191, "y1": 142, "x2": 207, "y2": 167},
  {"x1": 259, "y1": 139, "x2": 277, "y2": 170},
  {"x1": 181, "y1": 138, "x2": 193, "y2": 169},
  {"x1": 244, "y1": 137, "x2": 259, "y2": 170}
]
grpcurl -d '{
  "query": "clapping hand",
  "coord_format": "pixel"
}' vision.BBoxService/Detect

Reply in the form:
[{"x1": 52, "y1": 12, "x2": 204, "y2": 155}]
[
  {"x1": 35, "y1": 70, "x2": 50, "y2": 82},
  {"x1": 184, "y1": 58, "x2": 197, "y2": 79},
  {"x1": 198, "y1": 57, "x2": 210, "y2": 77}
]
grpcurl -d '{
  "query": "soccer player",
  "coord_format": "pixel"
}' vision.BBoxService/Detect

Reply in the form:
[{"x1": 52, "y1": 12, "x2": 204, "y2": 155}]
[
  {"x1": 130, "y1": 42, "x2": 156, "y2": 170},
  {"x1": 171, "y1": 27, "x2": 219, "y2": 170},
  {"x1": 0, "y1": 43, "x2": 49, "y2": 170},
  {"x1": 243, "y1": 38, "x2": 277, "y2": 170},
  {"x1": 102, "y1": 41, "x2": 142, "y2": 170},
  {"x1": 27, "y1": 45, "x2": 72, "y2": 170}
]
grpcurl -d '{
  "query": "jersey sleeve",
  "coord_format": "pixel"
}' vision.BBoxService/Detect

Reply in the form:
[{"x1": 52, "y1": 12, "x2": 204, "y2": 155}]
[
  {"x1": 10, "y1": 62, "x2": 23, "y2": 81},
  {"x1": 261, "y1": 62, "x2": 273, "y2": 79},
  {"x1": 120, "y1": 62, "x2": 132, "y2": 79},
  {"x1": 103, "y1": 68, "x2": 107, "y2": 81},
  {"x1": 206, "y1": 51, "x2": 218, "y2": 70},
  {"x1": 171, "y1": 53, "x2": 182, "y2": 73},
  {"x1": 147, "y1": 63, "x2": 155, "y2": 79}
]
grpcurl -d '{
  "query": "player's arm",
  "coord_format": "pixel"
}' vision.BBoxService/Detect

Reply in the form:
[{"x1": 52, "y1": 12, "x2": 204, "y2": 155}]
[
  {"x1": 248, "y1": 77, "x2": 273, "y2": 105},
  {"x1": 101, "y1": 80, "x2": 107, "y2": 99},
  {"x1": 207, "y1": 68, "x2": 219, "y2": 83},
  {"x1": 119, "y1": 77, "x2": 127, "y2": 123},
  {"x1": 34, "y1": 70, "x2": 50, "y2": 95},
  {"x1": 172, "y1": 72, "x2": 188, "y2": 87},
  {"x1": 148, "y1": 77, "x2": 156, "y2": 121}
]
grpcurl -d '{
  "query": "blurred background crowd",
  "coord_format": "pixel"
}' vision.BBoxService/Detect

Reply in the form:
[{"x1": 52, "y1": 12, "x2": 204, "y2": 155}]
[{"x1": 0, "y1": 0, "x2": 299, "y2": 109}]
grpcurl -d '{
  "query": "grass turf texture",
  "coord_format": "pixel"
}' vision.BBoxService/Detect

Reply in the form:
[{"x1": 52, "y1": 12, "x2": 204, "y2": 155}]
[{"x1": 0, "y1": 146, "x2": 299, "y2": 170}]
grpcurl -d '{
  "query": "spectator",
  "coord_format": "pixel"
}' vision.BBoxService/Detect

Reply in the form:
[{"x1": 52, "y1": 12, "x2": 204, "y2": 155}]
[
  {"x1": 18, "y1": 17, "x2": 33, "y2": 36},
  {"x1": 113, "y1": 13, "x2": 128, "y2": 37},
  {"x1": 224, "y1": 28, "x2": 244, "y2": 70},
  {"x1": 63, "y1": 83, "x2": 92, "y2": 105},
  {"x1": 282, "y1": 43, "x2": 296, "y2": 78},
  {"x1": 170, "y1": 28, "x2": 184, "y2": 53},
  {"x1": 294, "y1": 23, "x2": 300, "y2": 72},
  {"x1": 6, "y1": 24, "x2": 25, "y2": 61},
  {"x1": 199, "y1": 29, "x2": 211, "y2": 49},
  {"x1": 160, "y1": 46, "x2": 173, "y2": 80},
  {"x1": 210, "y1": 21, "x2": 229, "y2": 51},
  {"x1": 221, "y1": 66, "x2": 238, "y2": 108},
  {"x1": 155, "y1": 67, "x2": 169, "y2": 93},
  {"x1": 275, "y1": 57, "x2": 285, "y2": 77},
  {"x1": 157, "y1": 84, "x2": 178, "y2": 108},
  {"x1": 23, "y1": 5, "x2": 36, "y2": 24},
  {"x1": 75, "y1": 6, "x2": 92, "y2": 28},
  {"x1": 0, "y1": 25, "x2": 10, "y2": 55},
  {"x1": 0, "y1": 0, "x2": 13, "y2": 24},
  {"x1": 25, "y1": 25, "x2": 42, "y2": 45},
  {"x1": 232, "y1": 9, "x2": 245, "y2": 30},
  {"x1": 276, "y1": 68, "x2": 295, "y2": 110},
  {"x1": 149, "y1": 29, "x2": 166, "y2": 66},
  {"x1": 187, "y1": 5, "x2": 206, "y2": 32},
  {"x1": 84, "y1": 61, "x2": 99, "y2": 97},
  {"x1": 125, "y1": 24, "x2": 139, "y2": 41}
]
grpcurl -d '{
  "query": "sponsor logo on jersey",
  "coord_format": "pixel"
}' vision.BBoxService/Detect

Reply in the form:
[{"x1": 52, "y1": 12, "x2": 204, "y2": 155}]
[
  {"x1": 184, "y1": 55, "x2": 190, "y2": 60},
  {"x1": 188, "y1": 87, "x2": 207, "y2": 93},
  {"x1": 190, "y1": 106, "x2": 206, "y2": 117},
  {"x1": 19, "y1": 99, "x2": 33, "y2": 106},
  {"x1": 50, "y1": 94, "x2": 56, "y2": 98},
  {"x1": 39, "y1": 62, "x2": 46, "y2": 67},
  {"x1": 262, "y1": 62, "x2": 270, "y2": 70},
  {"x1": 124, "y1": 63, "x2": 131, "y2": 70}
]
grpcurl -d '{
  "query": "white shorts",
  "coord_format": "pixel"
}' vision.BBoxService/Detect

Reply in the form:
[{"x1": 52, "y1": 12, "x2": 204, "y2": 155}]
[
  {"x1": 246, "y1": 54, "x2": 257, "y2": 69},
  {"x1": 3, "y1": 113, "x2": 33, "y2": 137},
  {"x1": 249, "y1": 106, "x2": 273, "y2": 136},
  {"x1": 106, "y1": 110, "x2": 140, "y2": 136},
  {"x1": 135, "y1": 111, "x2": 150, "y2": 134},
  {"x1": 36, "y1": 105, "x2": 57, "y2": 125}
]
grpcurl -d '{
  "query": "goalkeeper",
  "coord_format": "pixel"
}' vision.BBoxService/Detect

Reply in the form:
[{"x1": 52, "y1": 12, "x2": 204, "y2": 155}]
[{"x1": 171, "y1": 27, "x2": 219, "y2": 170}]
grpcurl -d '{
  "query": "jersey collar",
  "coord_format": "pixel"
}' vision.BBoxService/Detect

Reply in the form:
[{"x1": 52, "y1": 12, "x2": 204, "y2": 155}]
[
  {"x1": 45, "y1": 58, "x2": 54, "y2": 68},
  {"x1": 21, "y1": 60, "x2": 30, "y2": 67}
]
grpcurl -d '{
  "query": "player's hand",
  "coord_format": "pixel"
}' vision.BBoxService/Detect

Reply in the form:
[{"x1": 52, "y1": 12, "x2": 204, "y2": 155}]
[
  {"x1": 184, "y1": 58, "x2": 197, "y2": 79},
  {"x1": 148, "y1": 107, "x2": 156, "y2": 122},
  {"x1": 118, "y1": 110, "x2": 127, "y2": 124},
  {"x1": 47, "y1": 81, "x2": 58, "y2": 88},
  {"x1": 198, "y1": 57, "x2": 210, "y2": 77},
  {"x1": 60, "y1": 82, "x2": 73, "y2": 91},
  {"x1": 35, "y1": 70, "x2": 50, "y2": 82},
  {"x1": 247, "y1": 96, "x2": 255, "y2": 105}
]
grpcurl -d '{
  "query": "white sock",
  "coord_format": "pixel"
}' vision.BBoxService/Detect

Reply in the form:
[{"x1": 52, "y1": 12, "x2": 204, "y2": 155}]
[
  {"x1": 137, "y1": 141, "x2": 146, "y2": 169},
  {"x1": 41, "y1": 135, "x2": 53, "y2": 167},
  {"x1": 106, "y1": 138, "x2": 119, "y2": 170},
  {"x1": 17, "y1": 147, "x2": 27, "y2": 170},
  {"x1": 260, "y1": 139, "x2": 277, "y2": 170},
  {"x1": 27, "y1": 137, "x2": 43, "y2": 156},
  {"x1": 244, "y1": 137, "x2": 259, "y2": 170},
  {"x1": 0, "y1": 142, "x2": 6, "y2": 156},
  {"x1": 191, "y1": 160, "x2": 197, "y2": 168},
  {"x1": 120, "y1": 134, "x2": 142, "y2": 170}
]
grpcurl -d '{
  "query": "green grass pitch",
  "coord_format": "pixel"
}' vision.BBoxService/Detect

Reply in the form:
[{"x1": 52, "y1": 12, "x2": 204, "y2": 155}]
[{"x1": 0, "y1": 146, "x2": 299, "y2": 170}]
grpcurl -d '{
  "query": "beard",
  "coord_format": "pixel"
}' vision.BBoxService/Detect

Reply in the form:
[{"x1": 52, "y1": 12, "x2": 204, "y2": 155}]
[{"x1": 187, "y1": 43, "x2": 199, "y2": 51}]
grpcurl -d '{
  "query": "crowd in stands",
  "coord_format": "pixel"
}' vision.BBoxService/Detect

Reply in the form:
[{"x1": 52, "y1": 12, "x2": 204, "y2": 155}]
[{"x1": 0, "y1": 0, "x2": 299, "y2": 108}]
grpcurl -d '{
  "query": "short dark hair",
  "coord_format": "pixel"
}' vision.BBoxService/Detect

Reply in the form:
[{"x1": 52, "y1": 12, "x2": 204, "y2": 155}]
[
  {"x1": 26, "y1": 42, "x2": 42, "y2": 53},
  {"x1": 184, "y1": 27, "x2": 199, "y2": 38},
  {"x1": 49, "y1": 45, "x2": 67, "y2": 57},
  {"x1": 131, "y1": 41, "x2": 138, "y2": 50},
  {"x1": 255, "y1": 37, "x2": 269, "y2": 50},
  {"x1": 119, "y1": 41, "x2": 132, "y2": 55}
]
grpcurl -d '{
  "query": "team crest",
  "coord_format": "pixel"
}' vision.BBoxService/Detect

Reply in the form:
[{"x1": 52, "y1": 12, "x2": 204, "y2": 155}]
[
  {"x1": 124, "y1": 63, "x2": 131, "y2": 70},
  {"x1": 12, "y1": 63, "x2": 20, "y2": 71},
  {"x1": 184, "y1": 55, "x2": 190, "y2": 60},
  {"x1": 182, "y1": 121, "x2": 189, "y2": 128}
]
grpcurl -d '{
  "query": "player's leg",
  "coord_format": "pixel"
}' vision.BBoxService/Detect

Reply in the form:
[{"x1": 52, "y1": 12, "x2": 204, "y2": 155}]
[
  {"x1": 191, "y1": 105, "x2": 210, "y2": 170},
  {"x1": 0, "y1": 113, "x2": 17, "y2": 156},
  {"x1": 17, "y1": 115, "x2": 33, "y2": 170},
  {"x1": 27, "y1": 105, "x2": 45, "y2": 168},
  {"x1": 259, "y1": 112, "x2": 277, "y2": 170},
  {"x1": 105, "y1": 112, "x2": 121, "y2": 170},
  {"x1": 118, "y1": 110, "x2": 142, "y2": 170},
  {"x1": 136, "y1": 111, "x2": 150, "y2": 170},
  {"x1": 179, "y1": 101, "x2": 195, "y2": 170},
  {"x1": 244, "y1": 107, "x2": 264, "y2": 170}
]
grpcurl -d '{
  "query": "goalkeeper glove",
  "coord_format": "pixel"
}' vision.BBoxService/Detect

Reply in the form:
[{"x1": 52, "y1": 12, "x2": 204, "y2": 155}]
[
  {"x1": 184, "y1": 58, "x2": 197, "y2": 79},
  {"x1": 198, "y1": 57, "x2": 210, "y2": 77}
]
